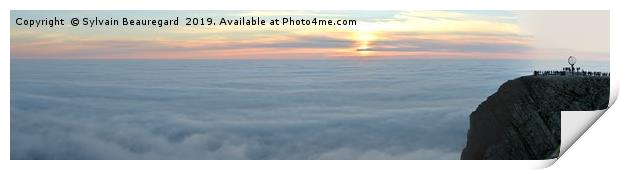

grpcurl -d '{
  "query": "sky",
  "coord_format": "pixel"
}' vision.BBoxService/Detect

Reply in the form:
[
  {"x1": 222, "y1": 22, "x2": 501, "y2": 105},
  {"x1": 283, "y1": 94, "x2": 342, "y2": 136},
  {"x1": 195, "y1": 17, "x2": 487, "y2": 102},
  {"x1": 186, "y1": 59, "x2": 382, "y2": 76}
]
[{"x1": 10, "y1": 10, "x2": 609, "y2": 60}]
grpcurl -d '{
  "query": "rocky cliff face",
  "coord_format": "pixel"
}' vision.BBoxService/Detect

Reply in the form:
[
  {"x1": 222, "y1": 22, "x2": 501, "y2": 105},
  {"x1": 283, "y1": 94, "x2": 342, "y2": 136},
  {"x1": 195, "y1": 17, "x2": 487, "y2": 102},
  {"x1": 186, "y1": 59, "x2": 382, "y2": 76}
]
[{"x1": 461, "y1": 75, "x2": 609, "y2": 160}]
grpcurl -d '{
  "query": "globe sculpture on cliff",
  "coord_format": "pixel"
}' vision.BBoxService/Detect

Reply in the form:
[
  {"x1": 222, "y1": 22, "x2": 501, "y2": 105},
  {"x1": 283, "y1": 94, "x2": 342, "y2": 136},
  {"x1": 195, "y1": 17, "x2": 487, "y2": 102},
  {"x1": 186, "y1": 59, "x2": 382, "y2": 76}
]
[
  {"x1": 533, "y1": 55, "x2": 608, "y2": 77},
  {"x1": 568, "y1": 56, "x2": 576, "y2": 73}
]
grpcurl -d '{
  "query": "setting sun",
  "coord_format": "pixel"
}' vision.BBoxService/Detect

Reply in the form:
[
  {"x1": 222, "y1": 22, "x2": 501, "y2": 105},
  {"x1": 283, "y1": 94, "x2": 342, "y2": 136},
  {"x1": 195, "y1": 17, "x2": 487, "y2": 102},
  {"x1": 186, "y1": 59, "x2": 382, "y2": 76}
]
[{"x1": 354, "y1": 30, "x2": 377, "y2": 56}]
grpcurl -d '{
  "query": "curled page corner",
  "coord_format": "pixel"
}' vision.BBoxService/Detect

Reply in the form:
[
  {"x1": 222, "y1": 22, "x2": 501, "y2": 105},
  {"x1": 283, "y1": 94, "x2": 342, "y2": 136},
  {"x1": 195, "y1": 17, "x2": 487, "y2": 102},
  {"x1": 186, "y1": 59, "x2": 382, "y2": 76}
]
[{"x1": 560, "y1": 109, "x2": 607, "y2": 157}]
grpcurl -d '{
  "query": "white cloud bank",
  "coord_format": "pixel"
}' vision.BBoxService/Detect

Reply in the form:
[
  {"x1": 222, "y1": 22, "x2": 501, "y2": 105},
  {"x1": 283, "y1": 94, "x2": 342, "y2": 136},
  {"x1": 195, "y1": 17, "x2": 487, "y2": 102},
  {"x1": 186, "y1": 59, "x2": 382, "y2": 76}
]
[{"x1": 11, "y1": 59, "x2": 552, "y2": 159}]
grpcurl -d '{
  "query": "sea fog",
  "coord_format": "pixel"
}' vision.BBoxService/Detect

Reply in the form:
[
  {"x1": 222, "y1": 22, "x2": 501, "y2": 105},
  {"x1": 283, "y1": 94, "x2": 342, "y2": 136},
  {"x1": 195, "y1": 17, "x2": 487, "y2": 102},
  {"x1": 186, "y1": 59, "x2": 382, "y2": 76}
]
[{"x1": 10, "y1": 59, "x2": 607, "y2": 159}]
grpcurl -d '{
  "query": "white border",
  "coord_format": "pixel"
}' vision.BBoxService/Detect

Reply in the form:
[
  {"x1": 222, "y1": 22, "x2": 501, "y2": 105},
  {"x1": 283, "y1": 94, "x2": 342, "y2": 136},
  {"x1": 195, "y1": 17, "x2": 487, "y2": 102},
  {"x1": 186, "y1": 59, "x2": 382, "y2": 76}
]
[{"x1": 2, "y1": 0, "x2": 618, "y2": 170}]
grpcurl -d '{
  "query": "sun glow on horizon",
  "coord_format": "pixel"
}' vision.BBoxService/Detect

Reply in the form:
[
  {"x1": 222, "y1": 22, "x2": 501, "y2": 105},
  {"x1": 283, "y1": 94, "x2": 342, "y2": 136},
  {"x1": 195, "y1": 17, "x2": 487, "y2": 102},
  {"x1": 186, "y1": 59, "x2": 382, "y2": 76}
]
[{"x1": 353, "y1": 24, "x2": 379, "y2": 57}]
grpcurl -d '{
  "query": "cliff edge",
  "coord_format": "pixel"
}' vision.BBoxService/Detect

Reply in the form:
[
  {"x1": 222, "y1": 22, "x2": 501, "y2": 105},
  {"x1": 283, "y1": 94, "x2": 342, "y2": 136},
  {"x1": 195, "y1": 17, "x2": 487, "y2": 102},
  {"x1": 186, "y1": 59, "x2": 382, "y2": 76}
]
[{"x1": 461, "y1": 75, "x2": 609, "y2": 160}]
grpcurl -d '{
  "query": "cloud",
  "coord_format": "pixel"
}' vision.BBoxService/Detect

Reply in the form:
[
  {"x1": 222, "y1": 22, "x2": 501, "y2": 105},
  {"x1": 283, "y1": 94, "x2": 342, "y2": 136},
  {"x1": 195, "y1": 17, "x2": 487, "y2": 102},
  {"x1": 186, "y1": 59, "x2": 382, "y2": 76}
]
[
  {"x1": 10, "y1": 11, "x2": 609, "y2": 60},
  {"x1": 359, "y1": 37, "x2": 531, "y2": 53},
  {"x1": 11, "y1": 10, "x2": 534, "y2": 60},
  {"x1": 10, "y1": 59, "x2": 527, "y2": 159},
  {"x1": 11, "y1": 28, "x2": 533, "y2": 59},
  {"x1": 10, "y1": 30, "x2": 357, "y2": 59}
]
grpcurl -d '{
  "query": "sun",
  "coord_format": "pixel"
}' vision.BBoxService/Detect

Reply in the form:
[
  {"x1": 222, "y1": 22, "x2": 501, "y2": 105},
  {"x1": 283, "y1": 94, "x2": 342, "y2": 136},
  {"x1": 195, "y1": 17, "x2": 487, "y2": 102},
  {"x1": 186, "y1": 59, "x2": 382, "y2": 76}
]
[
  {"x1": 356, "y1": 33, "x2": 376, "y2": 42},
  {"x1": 355, "y1": 31, "x2": 377, "y2": 56}
]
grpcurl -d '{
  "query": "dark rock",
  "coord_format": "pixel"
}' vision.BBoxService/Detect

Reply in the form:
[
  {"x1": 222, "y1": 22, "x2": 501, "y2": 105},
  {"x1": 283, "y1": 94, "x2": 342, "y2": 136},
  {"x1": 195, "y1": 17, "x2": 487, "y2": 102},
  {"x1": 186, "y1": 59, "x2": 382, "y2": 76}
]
[{"x1": 461, "y1": 75, "x2": 609, "y2": 160}]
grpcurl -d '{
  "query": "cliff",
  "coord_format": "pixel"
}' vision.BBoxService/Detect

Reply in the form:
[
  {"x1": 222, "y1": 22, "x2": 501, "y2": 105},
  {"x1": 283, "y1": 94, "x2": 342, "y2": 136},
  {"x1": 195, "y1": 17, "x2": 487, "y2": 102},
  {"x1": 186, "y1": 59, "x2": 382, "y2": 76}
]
[{"x1": 461, "y1": 75, "x2": 609, "y2": 160}]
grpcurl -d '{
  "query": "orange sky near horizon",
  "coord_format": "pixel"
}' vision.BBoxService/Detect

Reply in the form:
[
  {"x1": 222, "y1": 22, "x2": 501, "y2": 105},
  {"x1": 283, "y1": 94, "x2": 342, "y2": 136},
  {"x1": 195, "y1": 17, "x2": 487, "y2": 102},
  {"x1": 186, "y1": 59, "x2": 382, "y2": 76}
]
[{"x1": 10, "y1": 11, "x2": 610, "y2": 61}]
